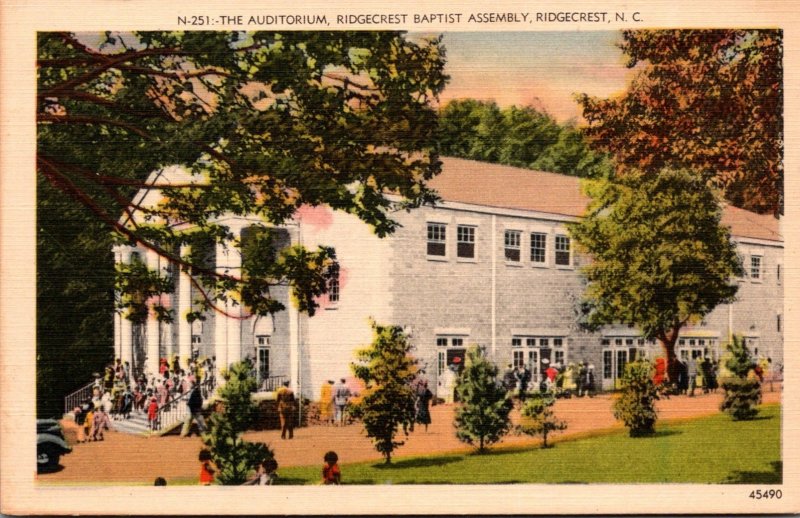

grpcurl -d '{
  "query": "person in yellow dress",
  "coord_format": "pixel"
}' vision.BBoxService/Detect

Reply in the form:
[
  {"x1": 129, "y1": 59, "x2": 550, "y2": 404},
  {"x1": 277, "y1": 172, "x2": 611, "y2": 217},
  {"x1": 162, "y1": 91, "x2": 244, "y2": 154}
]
[{"x1": 319, "y1": 380, "x2": 334, "y2": 425}]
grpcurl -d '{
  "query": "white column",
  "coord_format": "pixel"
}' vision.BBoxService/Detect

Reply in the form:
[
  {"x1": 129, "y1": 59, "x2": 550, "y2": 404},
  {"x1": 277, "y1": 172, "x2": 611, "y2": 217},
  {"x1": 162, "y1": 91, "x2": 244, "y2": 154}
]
[
  {"x1": 491, "y1": 214, "x2": 497, "y2": 356},
  {"x1": 113, "y1": 246, "x2": 135, "y2": 370},
  {"x1": 214, "y1": 239, "x2": 243, "y2": 383},
  {"x1": 145, "y1": 249, "x2": 161, "y2": 377},
  {"x1": 288, "y1": 223, "x2": 301, "y2": 394},
  {"x1": 178, "y1": 245, "x2": 193, "y2": 370}
]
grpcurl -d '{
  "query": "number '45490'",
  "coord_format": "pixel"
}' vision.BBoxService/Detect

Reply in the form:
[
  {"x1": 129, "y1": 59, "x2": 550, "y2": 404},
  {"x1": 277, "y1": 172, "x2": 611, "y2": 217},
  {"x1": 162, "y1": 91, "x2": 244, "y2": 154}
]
[{"x1": 749, "y1": 489, "x2": 782, "y2": 499}]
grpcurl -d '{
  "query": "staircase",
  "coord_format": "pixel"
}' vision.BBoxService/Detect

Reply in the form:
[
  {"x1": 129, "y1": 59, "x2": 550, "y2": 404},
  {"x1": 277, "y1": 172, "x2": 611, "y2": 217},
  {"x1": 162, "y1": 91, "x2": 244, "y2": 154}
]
[{"x1": 109, "y1": 410, "x2": 151, "y2": 436}]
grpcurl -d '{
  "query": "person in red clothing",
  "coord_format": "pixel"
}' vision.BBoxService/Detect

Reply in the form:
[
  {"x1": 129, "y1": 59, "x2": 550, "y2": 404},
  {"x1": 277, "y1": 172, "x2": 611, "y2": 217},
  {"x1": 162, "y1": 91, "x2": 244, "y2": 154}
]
[
  {"x1": 198, "y1": 449, "x2": 215, "y2": 485},
  {"x1": 322, "y1": 451, "x2": 340, "y2": 485},
  {"x1": 147, "y1": 396, "x2": 159, "y2": 431}
]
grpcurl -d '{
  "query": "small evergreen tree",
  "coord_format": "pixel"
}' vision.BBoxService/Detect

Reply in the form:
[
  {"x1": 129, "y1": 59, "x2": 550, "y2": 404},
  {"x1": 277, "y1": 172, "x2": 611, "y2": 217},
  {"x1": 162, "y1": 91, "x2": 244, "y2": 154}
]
[
  {"x1": 351, "y1": 321, "x2": 418, "y2": 464},
  {"x1": 518, "y1": 392, "x2": 567, "y2": 448},
  {"x1": 203, "y1": 359, "x2": 274, "y2": 484},
  {"x1": 613, "y1": 360, "x2": 660, "y2": 437},
  {"x1": 454, "y1": 346, "x2": 513, "y2": 452},
  {"x1": 720, "y1": 335, "x2": 762, "y2": 420}
]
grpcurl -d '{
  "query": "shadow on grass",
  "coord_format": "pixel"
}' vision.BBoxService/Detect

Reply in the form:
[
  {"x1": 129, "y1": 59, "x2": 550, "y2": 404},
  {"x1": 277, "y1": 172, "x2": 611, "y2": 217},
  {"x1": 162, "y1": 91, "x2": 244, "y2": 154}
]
[
  {"x1": 724, "y1": 461, "x2": 782, "y2": 484},
  {"x1": 631, "y1": 429, "x2": 683, "y2": 439},
  {"x1": 274, "y1": 477, "x2": 314, "y2": 485},
  {"x1": 373, "y1": 455, "x2": 463, "y2": 470}
]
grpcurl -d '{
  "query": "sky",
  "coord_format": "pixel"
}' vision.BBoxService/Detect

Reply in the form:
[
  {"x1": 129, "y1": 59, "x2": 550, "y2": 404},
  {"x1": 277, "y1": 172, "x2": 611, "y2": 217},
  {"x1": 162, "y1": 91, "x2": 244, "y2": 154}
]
[{"x1": 432, "y1": 31, "x2": 635, "y2": 122}]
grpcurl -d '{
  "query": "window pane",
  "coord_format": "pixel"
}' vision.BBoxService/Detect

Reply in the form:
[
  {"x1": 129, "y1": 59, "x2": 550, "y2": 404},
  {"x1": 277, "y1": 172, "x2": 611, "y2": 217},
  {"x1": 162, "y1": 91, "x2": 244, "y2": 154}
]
[
  {"x1": 530, "y1": 232, "x2": 546, "y2": 263},
  {"x1": 751, "y1": 256, "x2": 762, "y2": 279},
  {"x1": 457, "y1": 242, "x2": 475, "y2": 258},
  {"x1": 457, "y1": 226, "x2": 475, "y2": 258},
  {"x1": 555, "y1": 235, "x2": 570, "y2": 265},
  {"x1": 427, "y1": 242, "x2": 446, "y2": 256},
  {"x1": 427, "y1": 224, "x2": 446, "y2": 256},
  {"x1": 436, "y1": 338, "x2": 448, "y2": 347},
  {"x1": 512, "y1": 338, "x2": 522, "y2": 347},
  {"x1": 452, "y1": 338, "x2": 463, "y2": 347}
]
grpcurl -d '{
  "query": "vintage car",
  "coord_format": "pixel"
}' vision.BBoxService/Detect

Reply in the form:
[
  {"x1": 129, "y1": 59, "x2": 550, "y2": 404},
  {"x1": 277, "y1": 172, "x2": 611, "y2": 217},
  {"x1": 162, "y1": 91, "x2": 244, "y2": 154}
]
[{"x1": 37, "y1": 419, "x2": 71, "y2": 472}]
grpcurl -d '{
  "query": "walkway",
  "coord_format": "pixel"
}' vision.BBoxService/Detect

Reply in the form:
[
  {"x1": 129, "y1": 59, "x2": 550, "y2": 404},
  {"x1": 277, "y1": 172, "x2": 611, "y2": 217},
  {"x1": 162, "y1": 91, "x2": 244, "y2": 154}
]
[{"x1": 39, "y1": 389, "x2": 781, "y2": 484}]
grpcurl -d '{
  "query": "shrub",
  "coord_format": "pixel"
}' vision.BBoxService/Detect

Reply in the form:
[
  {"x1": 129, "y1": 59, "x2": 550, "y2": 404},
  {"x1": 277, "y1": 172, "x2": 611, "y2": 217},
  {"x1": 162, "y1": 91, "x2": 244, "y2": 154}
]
[
  {"x1": 454, "y1": 346, "x2": 512, "y2": 451},
  {"x1": 612, "y1": 360, "x2": 659, "y2": 437},
  {"x1": 720, "y1": 335, "x2": 761, "y2": 420},
  {"x1": 518, "y1": 392, "x2": 567, "y2": 448},
  {"x1": 203, "y1": 359, "x2": 274, "y2": 484},
  {"x1": 351, "y1": 321, "x2": 418, "y2": 464}
]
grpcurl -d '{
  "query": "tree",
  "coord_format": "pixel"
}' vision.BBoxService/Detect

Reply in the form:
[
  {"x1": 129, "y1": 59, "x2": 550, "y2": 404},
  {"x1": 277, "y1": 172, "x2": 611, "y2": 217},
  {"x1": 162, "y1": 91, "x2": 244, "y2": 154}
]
[
  {"x1": 612, "y1": 360, "x2": 660, "y2": 437},
  {"x1": 569, "y1": 168, "x2": 742, "y2": 381},
  {"x1": 518, "y1": 393, "x2": 567, "y2": 448},
  {"x1": 578, "y1": 29, "x2": 783, "y2": 215},
  {"x1": 351, "y1": 321, "x2": 418, "y2": 464},
  {"x1": 437, "y1": 99, "x2": 611, "y2": 178},
  {"x1": 203, "y1": 359, "x2": 274, "y2": 484},
  {"x1": 37, "y1": 31, "x2": 446, "y2": 402},
  {"x1": 720, "y1": 335, "x2": 761, "y2": 421},
  {"x1": 454, "y1": 345, "x2": 512, "y2": 452}
]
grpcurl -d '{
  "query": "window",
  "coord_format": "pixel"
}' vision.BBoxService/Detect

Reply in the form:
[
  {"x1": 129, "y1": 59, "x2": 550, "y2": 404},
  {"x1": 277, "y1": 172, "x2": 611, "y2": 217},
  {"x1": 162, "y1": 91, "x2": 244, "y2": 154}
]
[
  {"x1": 327, "y1": 253, "x2": 340, "y2": 303},
  {"x1": 504, "y1": 230, "x2": 521, "y2": 262},
  {"x1": 437, "y1": 336, "x2": 467, "y2": 376},
  {"x1": 530, "y1": 232, "x2": 546, "y2": 264},
  {"x1": 777, "y1": 314, "x2": 782, "y2": 333},
  {"x1": 526, "y1": 338, "x2": 536, "y2": 347},
  {"x1": 437, "y1": 351, "x2": 446, "y2": 375},
  {"x1": 751, "y1": 256, "x2": 762, "y2": 280},
  {"x1": 554, "y1": 350, "x2": 565, "y2": 365},
  {"x1": 436, "y1": 338, "x2": 448, "y2": 347},
  {"x1": 452, "y1": 338, "x2": 464, "y2": 347},
  {"x1": 256, "y1": 335, "x2": 270, "y2": 346},
  {"x1": 539, "y1": 338, "x2": 549, "y2": 347},
  {"x1": 191, "y1": 335, "x2": 202, "y2": 344},
  {"x1": 427, "y1": 223, "x2": 446, "y2": 257},
  {"x1": 512, "y1": 338, "x2": 522, "y2": 348},
  {"x1": 777, "y1": 263, "x2": 782, "y2": 285},
  {"x1": 457, "y1": 225, "x2": 476, "y2": 259},
  {"x1": 553, "y1": 338, "x2": 563, "y2": 348},
  {"x1": 603, "y1": 350, "x2": 612, "y2": 379},
  {"x1": 555, "y1": 235, "x2": 571, "y2": 266},
  {"x1": 512, "y1": 350, "x2": 525, "y2": 369}
]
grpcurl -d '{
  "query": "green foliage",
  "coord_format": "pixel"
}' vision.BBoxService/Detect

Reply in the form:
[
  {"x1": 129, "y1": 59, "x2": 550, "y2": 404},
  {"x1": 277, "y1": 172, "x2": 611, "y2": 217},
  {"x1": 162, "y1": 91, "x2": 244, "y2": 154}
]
[
  {"x1": 720, "y1": 335, "x2": 762, "y2": 421},
  {"x1": 454, "y1": 346, "x2": 512, "y2": 451},
  {"x1": 578, "y1": 29, "x2": 783, "y2": 215},
  {"x1": 613, "y1": 360, "x2": 660, "y2": 437},
  {"x1": 351, "y1": 321, "x2": 418, "y2": 463},
  {"x1": 37, "y1": 31, "x2": 446, "y2": 410},
  {"x1": 569, "y1": 168, "x2": 742, "y2": 374},
  {"x1": 203, "y1": 359, "x2": 274, "y2": 484},
  {"x1": 518, "y1": 393, "x2": 567, "y2": 448},
  {"x1": 115, "y1": 257, "x2": 175, "y2": 324},
  {"x1": 437, "y1": 99, "x2": 611, "y2": 178}
]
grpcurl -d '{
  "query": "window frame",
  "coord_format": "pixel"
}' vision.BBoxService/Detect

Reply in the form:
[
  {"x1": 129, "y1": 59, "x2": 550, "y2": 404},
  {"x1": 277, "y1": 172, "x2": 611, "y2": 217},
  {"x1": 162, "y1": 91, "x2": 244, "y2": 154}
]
[
  {"x1": 456, "y1": 224, "x2": 477, "y2": 261},
  {"x1": 530, "y1": 231, "x2": 547, "y2": 266},
  {"x1": 750, "y1": 255, "x2": 762, "y2": 282},
  {"x1": 426, "y1": 222, "x2": 447, "y2": 260},
  {"x1": 504, "y1": 229, "x2": 522, "y2": 263},
  {"x1": 555, "y1": 234, "x2": 572, "y2": 267}
]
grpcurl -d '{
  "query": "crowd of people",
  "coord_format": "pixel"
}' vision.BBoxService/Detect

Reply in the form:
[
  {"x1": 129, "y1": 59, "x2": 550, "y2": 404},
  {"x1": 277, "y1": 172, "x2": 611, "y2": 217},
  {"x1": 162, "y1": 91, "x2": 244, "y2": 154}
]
[
  {"x1": 500, "y1": 360, "x2": 596, "y2": 403},
  {"x1": 72, "y1": 355, "x2": 216, "y2": 438}
]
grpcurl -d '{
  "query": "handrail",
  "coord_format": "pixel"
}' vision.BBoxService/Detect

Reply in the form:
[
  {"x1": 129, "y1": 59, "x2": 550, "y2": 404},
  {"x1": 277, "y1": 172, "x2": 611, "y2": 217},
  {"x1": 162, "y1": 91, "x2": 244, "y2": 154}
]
[
  {"x1": 258, "y1": 375, "x2": 288, "y2": 392},
  {"x1": 153, "y1": 377, "x2": 217, "y2": 432},
  {"x1": 64, "y1": 380, "x2": 96, "y2": 415}
]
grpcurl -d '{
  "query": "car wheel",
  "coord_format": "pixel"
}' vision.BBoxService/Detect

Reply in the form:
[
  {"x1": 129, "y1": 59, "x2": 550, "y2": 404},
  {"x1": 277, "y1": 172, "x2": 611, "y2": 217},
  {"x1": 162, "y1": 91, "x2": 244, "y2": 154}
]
[{"x1": 37, "y1": 445, "x2": 60, "y2": 472}]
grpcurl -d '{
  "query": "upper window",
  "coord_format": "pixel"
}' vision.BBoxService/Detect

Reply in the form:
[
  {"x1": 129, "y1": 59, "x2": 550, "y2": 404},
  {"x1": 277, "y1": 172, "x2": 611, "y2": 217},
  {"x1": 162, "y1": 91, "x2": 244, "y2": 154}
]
[
  {"x1": 504, "y1": 230, "x2": 521, "y2": 262},
  {"x1": 555, "y1": 235, "x2": 571, "y2": 266},
  {"x1": 777, "y1": 263, "x2": 782, "y2": 285},
  {"x1": 427, "y1": 223, "x2": 446, "y2": 257},
  {"x1": 530, "y1": 232, "x2": 547, "y2": 264},
  {"x1": 256, "y1": 335, "x2": 270, "y2": 346},
  {"x1": 750, "y1": 255, "x2": 762, "y2": 281},
  {"x1": 327, "y1": 252, "x2": 340, "y2": 304},
  {"x1": 457, "y1": 225, "x2": 476, "y2": 259}
]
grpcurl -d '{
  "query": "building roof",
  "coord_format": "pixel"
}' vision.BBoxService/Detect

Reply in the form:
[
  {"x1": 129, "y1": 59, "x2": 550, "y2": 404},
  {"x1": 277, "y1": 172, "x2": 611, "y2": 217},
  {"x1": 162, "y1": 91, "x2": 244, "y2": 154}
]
[{"x1": 431, "y1": 157, "x2": 781, "y2": 243}]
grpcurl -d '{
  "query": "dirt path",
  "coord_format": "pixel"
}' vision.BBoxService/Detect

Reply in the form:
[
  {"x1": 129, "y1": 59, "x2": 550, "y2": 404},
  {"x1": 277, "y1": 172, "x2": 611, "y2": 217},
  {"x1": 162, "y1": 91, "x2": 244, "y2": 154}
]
[{"x1": 38, "y1": 389, "x2": 781, "y2": 485}]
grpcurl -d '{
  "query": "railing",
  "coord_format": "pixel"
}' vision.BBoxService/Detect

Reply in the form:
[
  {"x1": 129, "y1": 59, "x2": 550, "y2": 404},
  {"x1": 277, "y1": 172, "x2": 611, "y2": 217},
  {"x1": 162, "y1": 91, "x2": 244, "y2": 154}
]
[
  {"x1": 153, "y1": 390, "x2": 192, "y2": 432},
  {"x1": 64, "y1": 381, "x2": 96, "y2": 415},
  {"x1": 258, "y1": 375, "x2": 288, "y2": 392}
]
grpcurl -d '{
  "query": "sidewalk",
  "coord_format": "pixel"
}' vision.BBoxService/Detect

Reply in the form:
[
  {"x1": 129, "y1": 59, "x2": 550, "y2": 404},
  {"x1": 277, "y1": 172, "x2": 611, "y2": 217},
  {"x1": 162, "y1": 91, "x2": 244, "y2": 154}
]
[{"x1": 39, "y1": 389, "x2": 781, "y2": 485}]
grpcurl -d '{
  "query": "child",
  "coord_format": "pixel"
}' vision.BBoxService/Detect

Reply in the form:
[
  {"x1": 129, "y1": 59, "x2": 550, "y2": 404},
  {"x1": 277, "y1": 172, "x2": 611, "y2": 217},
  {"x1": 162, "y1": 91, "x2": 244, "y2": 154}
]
[
  {"x1": 256, "y1": 458, "x2": 279, "y2": 486},
  {"x1": 199, "y1": 449, "x2": 215, "y2": 485},
  {"x1": 322, "y1": 451, "x2": 340, "y2": 485},
  {"x1": 83, "y1": 405, "x2": 94, "y2": 443},
  {"x1": 147, "y1": 396, "x2": 159, "y2": 431},
  {"x1": 153, "y1": 477, "x2": 167, "y2": 486}
]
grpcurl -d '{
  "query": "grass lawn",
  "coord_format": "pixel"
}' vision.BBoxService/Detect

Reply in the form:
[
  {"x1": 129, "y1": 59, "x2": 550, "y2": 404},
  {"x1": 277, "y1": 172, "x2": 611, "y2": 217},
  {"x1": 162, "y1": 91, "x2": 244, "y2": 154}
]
[{"x1": 276, "y1": 404, "x2": 781, "y2": 485}]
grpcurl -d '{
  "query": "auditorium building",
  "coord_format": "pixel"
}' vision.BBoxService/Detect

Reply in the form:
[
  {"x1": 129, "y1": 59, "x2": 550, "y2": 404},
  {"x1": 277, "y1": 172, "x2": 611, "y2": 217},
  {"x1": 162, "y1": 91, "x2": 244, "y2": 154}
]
[{"x1": 114, "y1": 157, "x2": 783, "y2": 398}]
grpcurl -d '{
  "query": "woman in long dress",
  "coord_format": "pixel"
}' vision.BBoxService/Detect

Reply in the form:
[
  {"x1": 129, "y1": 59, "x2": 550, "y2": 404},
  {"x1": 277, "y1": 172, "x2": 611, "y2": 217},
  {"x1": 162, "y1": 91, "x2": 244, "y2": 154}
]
[{"x1": 415, "y1": 381, "x2": 433, "y2": 431}]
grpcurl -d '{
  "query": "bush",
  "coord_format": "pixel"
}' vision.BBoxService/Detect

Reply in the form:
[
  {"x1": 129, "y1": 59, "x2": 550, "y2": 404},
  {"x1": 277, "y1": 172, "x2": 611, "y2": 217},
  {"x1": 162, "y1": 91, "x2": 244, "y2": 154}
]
[
  {"x1": 613, "y1": 360, "x2": 659, "y2": 437},
  {"x1": 518, "y1": 392, "x2": 567, "y2": 448},
  {"x1": 454, "y1": 346, "x2": 512, "y2": 451},
  {"x1": 720, "y1": 335, "x2": 761, "y2": 420},
  {"x1": 203, "y1": 359, "x2": 274, "y2": 484},
  {"x1": 351, "y1": 321, "x2": 418, "y2": 464}
]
